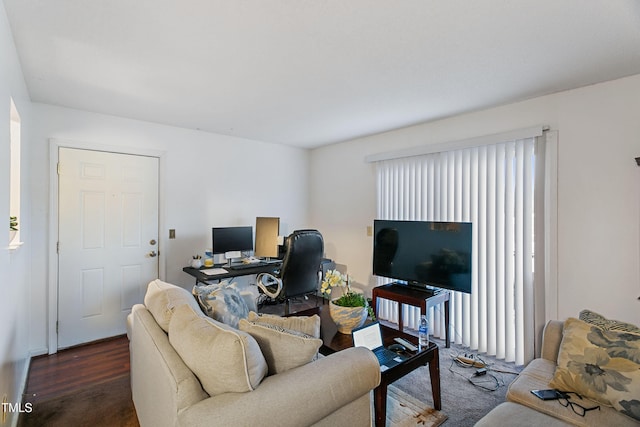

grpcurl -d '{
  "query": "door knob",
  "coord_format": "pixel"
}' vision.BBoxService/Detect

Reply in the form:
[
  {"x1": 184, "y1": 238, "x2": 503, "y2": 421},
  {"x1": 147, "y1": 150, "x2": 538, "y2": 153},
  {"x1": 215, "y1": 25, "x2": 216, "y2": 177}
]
[
  {"x1": 150, "y1": 239, "x2": 157, "y2": 245},
  {"x1": 148, "y1": 251, "x2": 157, "y2": 257}
]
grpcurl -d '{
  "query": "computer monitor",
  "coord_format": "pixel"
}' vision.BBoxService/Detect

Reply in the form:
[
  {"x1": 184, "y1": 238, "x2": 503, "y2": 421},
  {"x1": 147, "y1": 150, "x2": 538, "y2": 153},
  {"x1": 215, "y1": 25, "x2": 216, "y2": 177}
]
[
  {"x1": 255, "y1": 217, "x2": 280, "y2": 258},
  {"x1": 212, "y1": 226, "x2": 253, "y2": 259}
]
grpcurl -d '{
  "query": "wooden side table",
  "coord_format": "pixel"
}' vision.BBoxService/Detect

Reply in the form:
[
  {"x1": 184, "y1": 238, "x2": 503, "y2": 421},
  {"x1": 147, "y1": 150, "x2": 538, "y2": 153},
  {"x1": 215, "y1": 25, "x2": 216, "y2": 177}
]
[
  {"x1": 372, "y1": 283, "x2": 451, "y2": 348},
  {"x1": 296, "y1": 305, "x2": 441, "y2": 427}
]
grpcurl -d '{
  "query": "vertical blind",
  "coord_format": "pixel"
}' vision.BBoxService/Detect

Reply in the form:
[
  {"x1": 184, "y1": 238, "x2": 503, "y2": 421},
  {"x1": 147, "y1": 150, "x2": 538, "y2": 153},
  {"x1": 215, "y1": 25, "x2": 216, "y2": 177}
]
[{"x1": 375, "y1": 136, "x2": 544, "y2": 365}]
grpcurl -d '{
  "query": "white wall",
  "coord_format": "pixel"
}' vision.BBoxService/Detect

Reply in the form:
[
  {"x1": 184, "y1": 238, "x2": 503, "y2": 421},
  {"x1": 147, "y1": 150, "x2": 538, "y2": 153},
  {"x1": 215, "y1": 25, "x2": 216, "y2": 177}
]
[
  {"x1": 28, "y1": 104, "x2": 310, "y2": 354},
  {"x1": 0, "y1": 1, "x2": 32, "y2": 424},
  {"x1": 310, "y1": 74, "x2": 640, "y2": 326}
]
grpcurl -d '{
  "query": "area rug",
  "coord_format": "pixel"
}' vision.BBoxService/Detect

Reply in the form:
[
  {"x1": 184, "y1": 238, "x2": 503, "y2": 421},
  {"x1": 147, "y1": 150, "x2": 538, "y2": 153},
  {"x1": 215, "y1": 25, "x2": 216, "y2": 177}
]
[{"x1": 387, "y1": 385, "x2": 448, "y2": 426}]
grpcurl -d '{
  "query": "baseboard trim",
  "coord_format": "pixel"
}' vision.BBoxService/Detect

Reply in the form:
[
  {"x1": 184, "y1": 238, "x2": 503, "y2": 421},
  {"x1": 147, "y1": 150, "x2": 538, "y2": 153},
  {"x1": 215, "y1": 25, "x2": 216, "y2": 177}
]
[
  {"x1": 11, "y1": 356, "x2": 31, "y2": 427},
  {"x1": 29, "y1": 347, "x2": 48, "y2": 357}
]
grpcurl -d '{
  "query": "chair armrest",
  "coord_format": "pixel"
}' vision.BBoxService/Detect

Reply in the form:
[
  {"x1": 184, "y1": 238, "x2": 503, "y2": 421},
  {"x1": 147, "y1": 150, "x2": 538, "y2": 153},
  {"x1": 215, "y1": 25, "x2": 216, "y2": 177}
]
[
  {"x1": 178, "y1": 347, "x2": 380, "y2": 427},
  {"x1": 540, "y1": 320, "x2": 564, "y2": 363},
  {"x1": 257, "y1": 272, "x2": 283, "y2": 299}
]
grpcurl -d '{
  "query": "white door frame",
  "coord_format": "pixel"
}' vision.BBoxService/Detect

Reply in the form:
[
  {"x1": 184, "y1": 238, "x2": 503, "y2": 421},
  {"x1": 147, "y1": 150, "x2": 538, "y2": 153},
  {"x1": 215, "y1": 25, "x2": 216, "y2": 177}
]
[{"x1": 48, "y1": 138, "x2": 167, "y2": 354}]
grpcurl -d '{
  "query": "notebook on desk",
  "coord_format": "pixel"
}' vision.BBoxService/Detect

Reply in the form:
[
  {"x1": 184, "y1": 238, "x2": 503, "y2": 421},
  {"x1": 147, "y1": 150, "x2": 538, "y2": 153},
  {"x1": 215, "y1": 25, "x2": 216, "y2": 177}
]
[
  {"x1": 200, "y1": 267, "x2": 228, "y2": 276},
  {"x1": 352, "y1": 322, "x2": 406, "y2": 371}
]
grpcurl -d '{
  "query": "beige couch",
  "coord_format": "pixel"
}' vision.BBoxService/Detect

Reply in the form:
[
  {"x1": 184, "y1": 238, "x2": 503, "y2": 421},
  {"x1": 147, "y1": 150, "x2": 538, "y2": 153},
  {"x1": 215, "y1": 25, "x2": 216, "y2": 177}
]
[
  {"x1": 476, "y1": 319, "x2": 639, "y2": 426},
  {"x1": 127, "y1": 280, "x2": 381, "y2": 427}
]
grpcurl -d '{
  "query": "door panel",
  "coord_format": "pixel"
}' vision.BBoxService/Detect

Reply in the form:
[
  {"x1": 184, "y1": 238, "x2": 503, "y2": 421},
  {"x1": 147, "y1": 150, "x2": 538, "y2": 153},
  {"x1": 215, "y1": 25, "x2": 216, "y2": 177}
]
[{"x1": 58, "y1": 147, "x2": 159, "y2": 349}]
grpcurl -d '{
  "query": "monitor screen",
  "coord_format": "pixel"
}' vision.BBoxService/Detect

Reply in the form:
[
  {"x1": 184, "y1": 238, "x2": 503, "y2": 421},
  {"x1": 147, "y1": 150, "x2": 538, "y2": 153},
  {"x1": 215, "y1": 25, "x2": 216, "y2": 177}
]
[
  {"x1": 373, "y1": 220, "x2": 472, "y2": 294},
  {"x1": 255, "y1": 217, "x2": 280, "y2": 258},
  {"x1": 212, "y1": 226, "x2": 253, "y2": 255}
]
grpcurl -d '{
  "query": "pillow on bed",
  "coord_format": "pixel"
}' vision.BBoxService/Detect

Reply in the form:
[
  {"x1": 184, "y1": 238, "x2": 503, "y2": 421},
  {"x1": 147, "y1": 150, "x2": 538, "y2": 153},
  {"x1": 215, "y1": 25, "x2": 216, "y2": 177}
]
[{"x1": 549, "y1": 317, "x2": 640, "y2": 422}]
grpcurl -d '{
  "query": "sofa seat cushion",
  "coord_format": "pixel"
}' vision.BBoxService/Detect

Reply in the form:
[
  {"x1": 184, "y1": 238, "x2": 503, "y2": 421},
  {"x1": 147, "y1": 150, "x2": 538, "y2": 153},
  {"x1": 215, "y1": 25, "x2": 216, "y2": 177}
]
[
  {"x1": 169, "y1": 304, "x2": 268, "y2": 396},
  {"x1": 549, "y1": 318, "x2": 640, "y2": 423},
  {"x1": 247, "y1": 311, "x2": 321, "y2": 338},
  {"x1": 239, "y1": 318, "x2": 322, "y2": 375},
  {"x1": 475, "y1": 402, "x2": 572, "y2": 427},
  {"x1": 144, "y1": 279, "x2": 203, "y2": 332},
  {"x1": 506, "y1": 358, "x2": 637, "y2": 426},
  {"x1": 507, "y1": 358, "x2": 557, "y2": 410}
]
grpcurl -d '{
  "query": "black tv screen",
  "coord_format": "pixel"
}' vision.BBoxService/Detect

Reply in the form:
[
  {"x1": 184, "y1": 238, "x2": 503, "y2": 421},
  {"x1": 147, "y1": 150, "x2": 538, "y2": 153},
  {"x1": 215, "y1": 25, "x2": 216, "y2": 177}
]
[{"x1": 373, "y1": 220, "x2": 472, "y2": 294}]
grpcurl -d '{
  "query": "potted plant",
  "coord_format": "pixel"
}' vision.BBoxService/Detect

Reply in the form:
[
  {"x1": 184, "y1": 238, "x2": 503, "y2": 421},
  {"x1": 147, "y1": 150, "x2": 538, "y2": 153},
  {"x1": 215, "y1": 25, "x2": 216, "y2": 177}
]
[
  {"x1": 9, "y1": 216, "x2": 18, "y2": 242},
  {"x1": 321, "y1": 269, "x2": 374, "y2": 334}
]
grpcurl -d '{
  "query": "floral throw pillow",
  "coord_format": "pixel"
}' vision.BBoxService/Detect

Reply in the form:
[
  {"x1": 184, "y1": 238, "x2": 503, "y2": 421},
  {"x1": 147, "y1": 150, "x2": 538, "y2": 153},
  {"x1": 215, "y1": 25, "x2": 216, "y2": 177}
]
[
  {"x1": 549, "y1": 317, "x2": 640, "y2": 422},
  {"x1": 192, "y1": 281, "x2": 249, "y2": 329}
]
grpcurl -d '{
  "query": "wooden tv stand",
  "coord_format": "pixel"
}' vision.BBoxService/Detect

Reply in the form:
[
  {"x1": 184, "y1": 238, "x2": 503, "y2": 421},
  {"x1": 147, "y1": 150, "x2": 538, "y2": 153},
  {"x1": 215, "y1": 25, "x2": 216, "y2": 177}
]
[{"x1": 372, "y1": 283, "x2": 451, "y2": 348}]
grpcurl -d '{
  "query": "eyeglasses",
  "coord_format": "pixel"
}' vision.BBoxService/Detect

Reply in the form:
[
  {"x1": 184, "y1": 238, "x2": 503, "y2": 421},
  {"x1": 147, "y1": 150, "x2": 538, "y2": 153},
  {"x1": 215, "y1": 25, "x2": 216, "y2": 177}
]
[{"x1": 557, "y1": 391, "x2": 600, "y2": 417}]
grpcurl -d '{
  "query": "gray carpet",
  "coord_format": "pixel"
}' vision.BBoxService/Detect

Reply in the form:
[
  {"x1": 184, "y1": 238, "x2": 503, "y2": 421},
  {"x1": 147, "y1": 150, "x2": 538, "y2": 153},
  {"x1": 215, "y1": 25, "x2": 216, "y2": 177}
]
[{"x1": 392, "y1": 337, "x2": 522, "y2": 426}]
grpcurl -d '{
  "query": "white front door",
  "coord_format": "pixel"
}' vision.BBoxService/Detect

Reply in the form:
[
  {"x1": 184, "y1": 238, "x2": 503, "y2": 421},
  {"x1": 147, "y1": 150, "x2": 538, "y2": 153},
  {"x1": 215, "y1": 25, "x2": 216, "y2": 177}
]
[{"x1": 57, "y1": 147, "x2": 159, "y2": 349}]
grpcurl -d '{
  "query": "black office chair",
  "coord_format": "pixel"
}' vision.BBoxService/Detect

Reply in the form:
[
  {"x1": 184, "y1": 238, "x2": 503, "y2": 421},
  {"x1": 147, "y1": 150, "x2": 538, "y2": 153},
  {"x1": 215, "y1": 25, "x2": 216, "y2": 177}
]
[{"x1": 257, "y1": 229, "x2": 324, "y2": 315}]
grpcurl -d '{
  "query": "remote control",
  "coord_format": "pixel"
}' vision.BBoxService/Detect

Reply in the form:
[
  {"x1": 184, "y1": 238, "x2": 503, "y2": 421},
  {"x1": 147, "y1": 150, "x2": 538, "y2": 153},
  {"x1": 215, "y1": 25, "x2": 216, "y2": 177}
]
[{"x1": 394, "y1": 337, "x2": 418, "y2": 352}]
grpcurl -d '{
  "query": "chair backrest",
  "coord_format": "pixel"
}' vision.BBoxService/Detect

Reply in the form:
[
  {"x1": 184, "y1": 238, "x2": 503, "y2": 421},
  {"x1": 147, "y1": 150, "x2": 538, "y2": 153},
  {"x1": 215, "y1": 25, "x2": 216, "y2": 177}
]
[{"x1": 280, "y1": 229, "x2": 324, "y2": 298}]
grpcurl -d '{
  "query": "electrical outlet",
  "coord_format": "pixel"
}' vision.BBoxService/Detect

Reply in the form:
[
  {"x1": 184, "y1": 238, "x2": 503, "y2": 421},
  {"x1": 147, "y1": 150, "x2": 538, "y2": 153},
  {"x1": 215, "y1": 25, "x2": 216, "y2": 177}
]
[
  {"x1": 366, "y1": 226, "x2": 372, "y2": 237},
  {"x1": 169, "y1": 229, "x2": 175, "y2": 239}
]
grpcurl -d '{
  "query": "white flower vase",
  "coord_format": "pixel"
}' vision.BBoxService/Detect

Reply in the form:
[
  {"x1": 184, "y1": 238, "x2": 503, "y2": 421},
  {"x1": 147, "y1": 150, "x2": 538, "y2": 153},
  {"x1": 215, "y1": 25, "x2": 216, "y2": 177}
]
[
  {"x1": 329, "y1": 299, "x2": 368, "y2": 334},
  {"x1": 9, "y1": 230, "x2": 17, "y2": 243}
]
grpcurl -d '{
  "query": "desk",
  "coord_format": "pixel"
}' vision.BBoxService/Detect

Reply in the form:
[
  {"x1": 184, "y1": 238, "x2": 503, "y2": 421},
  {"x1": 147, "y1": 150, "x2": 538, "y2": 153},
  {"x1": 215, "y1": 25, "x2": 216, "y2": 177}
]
[
  {"x1": 182, "y1": 262, "x2": 281, "y2": 285},
  {"x1": 372, "y1": 283, "x2": 451, "y2": 348}
]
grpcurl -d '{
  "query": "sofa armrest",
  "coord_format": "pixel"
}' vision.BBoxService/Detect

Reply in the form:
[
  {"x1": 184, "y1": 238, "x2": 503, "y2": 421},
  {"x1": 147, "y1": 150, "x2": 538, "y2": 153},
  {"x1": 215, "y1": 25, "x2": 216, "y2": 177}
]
[
  {"x1": 178, "y1": 347, "x2": 381, "y2": 427},
  {"x1": 540, "y1": 320, "x2": 564, "y2": 363},
  {"x1": 129, "y1": 304, "x2": 208, "y2": 427}
]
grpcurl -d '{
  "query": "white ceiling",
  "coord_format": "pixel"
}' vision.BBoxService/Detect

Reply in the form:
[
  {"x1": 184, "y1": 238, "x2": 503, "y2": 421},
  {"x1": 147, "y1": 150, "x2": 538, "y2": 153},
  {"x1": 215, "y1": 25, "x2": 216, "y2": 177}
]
[{"x1": 4, "y1": 1, "x2": 640, "y2": 148}]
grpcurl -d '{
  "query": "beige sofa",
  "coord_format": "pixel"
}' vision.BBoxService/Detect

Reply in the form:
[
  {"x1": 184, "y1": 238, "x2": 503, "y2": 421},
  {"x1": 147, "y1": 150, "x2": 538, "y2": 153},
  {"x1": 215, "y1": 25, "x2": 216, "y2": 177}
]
[
  {"x1": 476, "y1": 319, "x2": 639, "y2": 426},
  {"x1": 127, "y1": 280, "x2": 381, "y2": 427}
]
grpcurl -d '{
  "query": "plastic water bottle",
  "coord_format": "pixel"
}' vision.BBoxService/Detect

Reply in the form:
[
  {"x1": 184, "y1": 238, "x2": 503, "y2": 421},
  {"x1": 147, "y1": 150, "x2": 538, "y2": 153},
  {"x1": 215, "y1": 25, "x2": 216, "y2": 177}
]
[{"x1": 419, "y1": 315, "x2": 429, "y2": 349}]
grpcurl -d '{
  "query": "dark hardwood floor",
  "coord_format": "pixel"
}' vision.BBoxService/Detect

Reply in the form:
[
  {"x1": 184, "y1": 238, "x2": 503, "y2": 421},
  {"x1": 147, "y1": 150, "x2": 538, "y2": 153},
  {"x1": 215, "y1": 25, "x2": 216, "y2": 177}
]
[
  {"x1": 23, "y1": 335, "x2": 131, "y2": 404},
  {"x1": 19, "y1": 335, "x2": 137, "y2": 427}
]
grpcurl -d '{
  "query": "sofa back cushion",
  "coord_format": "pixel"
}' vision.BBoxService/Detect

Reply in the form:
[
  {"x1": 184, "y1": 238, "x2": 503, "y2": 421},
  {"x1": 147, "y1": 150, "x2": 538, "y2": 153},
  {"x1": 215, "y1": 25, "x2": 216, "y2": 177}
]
[
  {"x1": 144, "y1": 279, "x2": 202, "y2": 332},
  {"x1": 549, "y1": 317, "x2": 640, "y2": 422},
  {"x1": 169, "y1": 304, "x2": 267, "y2": 396}
]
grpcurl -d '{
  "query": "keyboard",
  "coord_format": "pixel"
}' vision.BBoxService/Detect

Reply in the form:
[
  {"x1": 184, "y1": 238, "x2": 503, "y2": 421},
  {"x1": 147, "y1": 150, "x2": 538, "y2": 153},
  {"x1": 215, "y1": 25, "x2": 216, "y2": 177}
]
[
  {"x1": 229, "y1": 262, "x2": 267, "y2": 270},
  {"x1": 374, "y1": 347, "x2": 398, "y2": 366}
]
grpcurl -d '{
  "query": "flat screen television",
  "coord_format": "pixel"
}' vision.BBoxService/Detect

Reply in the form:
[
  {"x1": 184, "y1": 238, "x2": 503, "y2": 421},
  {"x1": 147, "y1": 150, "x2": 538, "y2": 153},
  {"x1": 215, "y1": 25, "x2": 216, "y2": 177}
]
[
  {"x1": 212, "y1": 226, "x2": 253, "y2": 257},
  {"x1": 373, "y1": 219, "x2": 472, "y2": 294}
]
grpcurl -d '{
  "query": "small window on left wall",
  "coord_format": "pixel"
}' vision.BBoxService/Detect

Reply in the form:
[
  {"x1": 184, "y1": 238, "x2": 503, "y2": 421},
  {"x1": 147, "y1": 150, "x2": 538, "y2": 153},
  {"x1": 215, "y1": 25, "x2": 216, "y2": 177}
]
[{"x1": 9, "y1": 98, "x2": 21, "y2": 248}]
